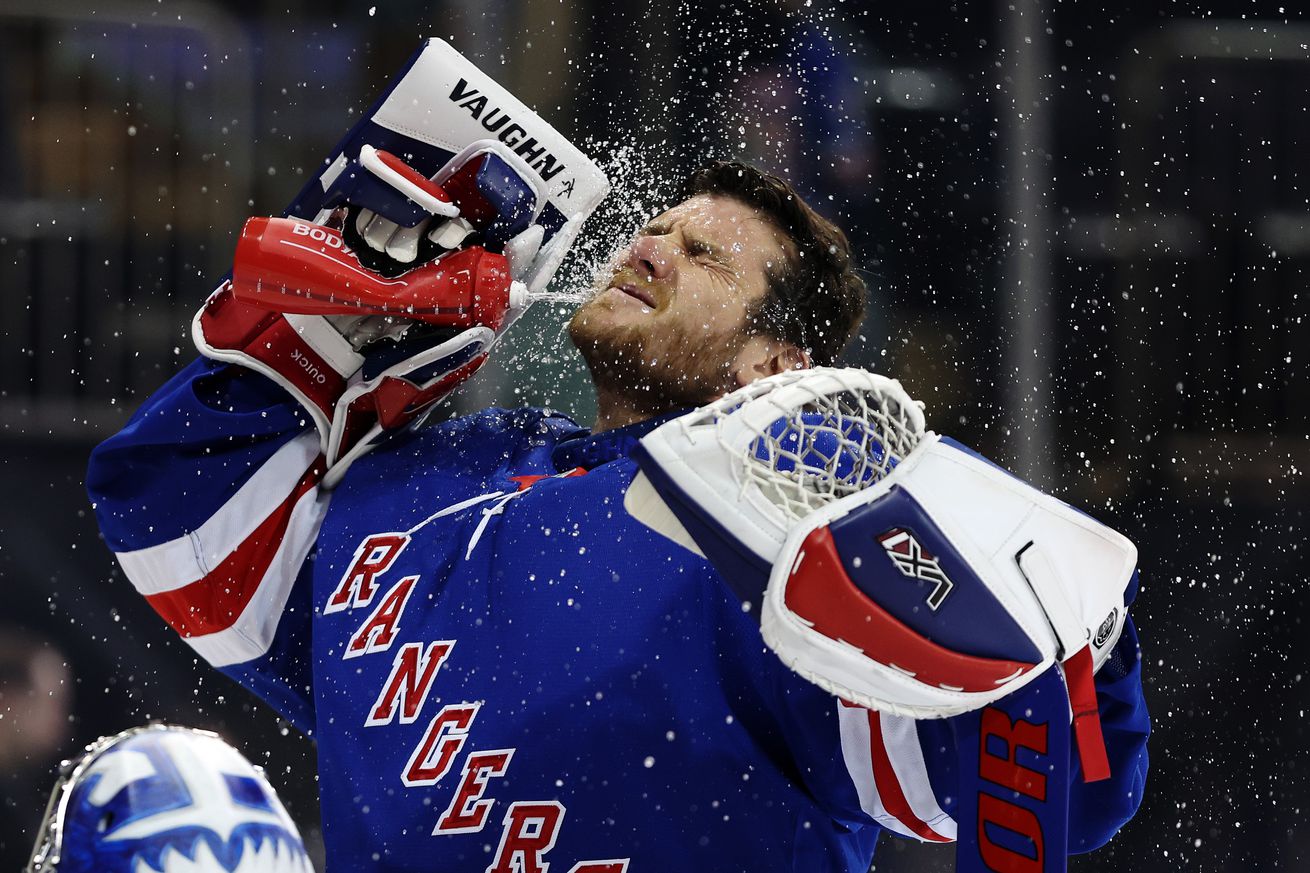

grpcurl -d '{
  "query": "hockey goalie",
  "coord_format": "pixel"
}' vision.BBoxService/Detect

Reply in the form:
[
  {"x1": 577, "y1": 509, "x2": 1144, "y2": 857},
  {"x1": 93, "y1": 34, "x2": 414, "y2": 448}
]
[{"x1": 84, "y1": 40, "x2": 1148, "y2": 873}]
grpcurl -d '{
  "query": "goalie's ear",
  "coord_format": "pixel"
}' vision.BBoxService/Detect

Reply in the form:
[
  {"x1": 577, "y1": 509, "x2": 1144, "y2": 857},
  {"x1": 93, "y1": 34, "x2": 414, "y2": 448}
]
[{"x1": 731, "y1": 335, "x2": 810, "y2": 388}]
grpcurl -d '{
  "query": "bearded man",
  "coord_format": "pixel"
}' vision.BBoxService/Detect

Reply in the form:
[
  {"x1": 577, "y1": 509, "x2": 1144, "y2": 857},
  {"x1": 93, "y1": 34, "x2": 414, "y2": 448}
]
[
  {"x1": 83, "y1": 34, "x2": 1145, "y2": 873},
  {"x1": 568, "y1": 164, "x2": 857, "y2": 428},
  {"x1": 86, "y1": 154, "x2": 1148, "y2": 873}
]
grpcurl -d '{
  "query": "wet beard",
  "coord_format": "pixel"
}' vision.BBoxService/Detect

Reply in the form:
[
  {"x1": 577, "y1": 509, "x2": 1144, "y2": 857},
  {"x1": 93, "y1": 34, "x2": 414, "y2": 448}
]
[{"x1": 568, "y1": 313, "x2": 743, "y2": 423}]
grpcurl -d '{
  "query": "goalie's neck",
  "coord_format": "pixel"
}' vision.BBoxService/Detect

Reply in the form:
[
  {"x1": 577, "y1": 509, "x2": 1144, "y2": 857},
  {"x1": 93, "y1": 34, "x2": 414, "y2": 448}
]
[
  {"x1": 590, "y1": 391, "x2": 648, "y2": 435},
  {"x1": 552, "y1": 407, "x2": 685, "y2": 471},
  {"x1": 589, "y1": 382, "x2": 716, "y2": 435},
  {"x1": 590, "y1": 385, "x2": 667, "y2": 435}
]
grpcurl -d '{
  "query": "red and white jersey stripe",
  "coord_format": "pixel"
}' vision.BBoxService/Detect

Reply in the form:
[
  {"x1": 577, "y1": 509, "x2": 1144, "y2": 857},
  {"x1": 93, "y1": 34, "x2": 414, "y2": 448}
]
[
  {"x1": 111, "y1": 431, "x2": 330, "y2": 667},
  {"x1": 837, "y1": 700, "x2": 957, "y2": 842}
]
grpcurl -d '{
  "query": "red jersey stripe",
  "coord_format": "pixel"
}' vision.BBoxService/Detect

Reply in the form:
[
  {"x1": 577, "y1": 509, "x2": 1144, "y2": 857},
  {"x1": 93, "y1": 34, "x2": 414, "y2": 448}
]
[
  {"x1": 866, "y1": 710, "x2": 953, "y2": 843},
  {"x1": 145, "y1": 458, "x2": 325, "y2": 637}
]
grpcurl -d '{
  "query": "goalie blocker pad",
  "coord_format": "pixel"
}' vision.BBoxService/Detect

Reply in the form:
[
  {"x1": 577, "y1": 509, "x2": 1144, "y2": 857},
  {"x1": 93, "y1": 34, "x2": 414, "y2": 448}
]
[
  {"x1": 192, "y1": 38, "x2": 609, "y2": 470},
  {"x1": 290, "y1": 38, "x2": 607, "y2": 256},
  {"x1": 630, "y1": 369, "x2": 1136, "y2": 783}
]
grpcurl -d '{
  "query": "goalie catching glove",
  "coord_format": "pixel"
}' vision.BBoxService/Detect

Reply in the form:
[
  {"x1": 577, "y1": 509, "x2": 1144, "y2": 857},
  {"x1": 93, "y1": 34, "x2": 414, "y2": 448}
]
[
  {"x1": 627, "y1": 367, "x2": 1137, "y2": 783},
  {"x1": 192, "y1": 39, "x2": 609, "y2": 487}
]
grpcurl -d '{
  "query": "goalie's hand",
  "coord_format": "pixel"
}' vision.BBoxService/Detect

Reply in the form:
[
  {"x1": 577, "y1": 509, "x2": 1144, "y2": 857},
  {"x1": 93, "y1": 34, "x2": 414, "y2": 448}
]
[
  {"x1": 190, "y1": 37, "x2": 610, "y2": 486},
  {"x1": 194, "y1": 213, "x2": 521, "y2": 486},
  {"x1": 196, "y1": 143, "x2": 582, "y2": 485}
]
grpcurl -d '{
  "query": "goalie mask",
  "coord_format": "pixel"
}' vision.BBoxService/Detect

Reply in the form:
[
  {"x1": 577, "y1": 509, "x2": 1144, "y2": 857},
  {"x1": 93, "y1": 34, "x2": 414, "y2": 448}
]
[
  {"x1": 27, "y1": 724, "x2": 312, "y2": 873},
  {"x1": 628, "y1": 367, "x2": 1137, "y2": 781}
]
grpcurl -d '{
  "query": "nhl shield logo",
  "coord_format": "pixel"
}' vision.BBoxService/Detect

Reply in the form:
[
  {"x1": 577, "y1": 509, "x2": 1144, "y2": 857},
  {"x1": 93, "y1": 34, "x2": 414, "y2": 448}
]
[{"x1": 876, "y1": 527, "x2": 955, "y2": 610}]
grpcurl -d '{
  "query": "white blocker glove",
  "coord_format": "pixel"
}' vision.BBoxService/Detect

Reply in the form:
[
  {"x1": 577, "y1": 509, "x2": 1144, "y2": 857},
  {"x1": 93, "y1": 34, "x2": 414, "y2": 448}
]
[
  {"x1": 193, "y1": 150, "x2": 525, "y2": 488},
  {"x1": 192, "y1": 39, "x2": 609, "y2": 486}
]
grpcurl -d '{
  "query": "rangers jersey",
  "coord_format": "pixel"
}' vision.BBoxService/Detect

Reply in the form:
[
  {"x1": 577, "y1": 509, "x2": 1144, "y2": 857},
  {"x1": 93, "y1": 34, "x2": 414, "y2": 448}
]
[{"x1": 87, "y1": 358, "x2": 1150, "y2": 873}]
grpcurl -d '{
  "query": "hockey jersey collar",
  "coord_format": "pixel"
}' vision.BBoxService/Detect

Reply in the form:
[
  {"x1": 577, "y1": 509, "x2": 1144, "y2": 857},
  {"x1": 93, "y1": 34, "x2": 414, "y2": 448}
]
[{"x1": 551, "y1": 408, "x2": 690, "y2": 472}]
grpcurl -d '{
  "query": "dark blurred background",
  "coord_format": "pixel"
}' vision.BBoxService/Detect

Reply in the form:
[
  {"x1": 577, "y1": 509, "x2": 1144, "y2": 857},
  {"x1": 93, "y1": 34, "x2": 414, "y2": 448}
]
[{"x1": 1, "y1": 0, "x2": 1306, "y2": 870}]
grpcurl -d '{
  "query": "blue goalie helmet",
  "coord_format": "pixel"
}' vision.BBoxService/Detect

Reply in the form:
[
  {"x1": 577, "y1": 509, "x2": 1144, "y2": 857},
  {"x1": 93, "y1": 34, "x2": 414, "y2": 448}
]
[{"x1": 27, "y1": 724, "x2": 313, "y2": 873}]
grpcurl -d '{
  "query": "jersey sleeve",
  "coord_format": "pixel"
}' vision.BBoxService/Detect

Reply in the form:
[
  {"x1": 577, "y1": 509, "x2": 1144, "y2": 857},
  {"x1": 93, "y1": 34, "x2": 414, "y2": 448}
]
[
  {"x1": 908, "y1": 616, "x2": 1148, "y2": 849},
  {"x1": 1066, "y1": 615, "x2": 1150, "y2": 852},
  {"x1": 767, "y1": 615, "x2": 1149, "y2": 851},
  {"x1": 86, "y1": 358, "x2": 330, "y2": 733}
]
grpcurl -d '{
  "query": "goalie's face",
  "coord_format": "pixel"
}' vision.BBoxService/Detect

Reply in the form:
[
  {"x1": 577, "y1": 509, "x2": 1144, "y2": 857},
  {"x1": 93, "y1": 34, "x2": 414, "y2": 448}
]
[{"x1": 569, "y1": 194, "x2": 802, "y2": 421}]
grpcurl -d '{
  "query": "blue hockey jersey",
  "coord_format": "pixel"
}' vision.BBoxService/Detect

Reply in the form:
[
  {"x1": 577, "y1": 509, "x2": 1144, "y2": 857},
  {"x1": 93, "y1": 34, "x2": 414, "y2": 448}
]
[{"x1": 87, "y1": 359, "x2": 1150, "y2": 872}]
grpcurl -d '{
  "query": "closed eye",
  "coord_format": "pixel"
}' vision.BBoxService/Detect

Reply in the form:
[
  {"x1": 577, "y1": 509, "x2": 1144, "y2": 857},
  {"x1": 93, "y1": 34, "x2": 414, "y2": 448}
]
[{"x1": 685, "y1": 239, "x2": 730, "y2": 268}]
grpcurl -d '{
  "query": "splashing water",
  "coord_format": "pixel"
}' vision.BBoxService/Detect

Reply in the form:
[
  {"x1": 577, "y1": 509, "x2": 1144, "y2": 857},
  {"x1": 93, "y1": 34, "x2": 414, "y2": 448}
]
[
  {"x1": 531, "y1": 141, "x2": 679, "y2": 311},
  {"x1": 523, "y1": 287, "x2": 593, "y2": 306}
]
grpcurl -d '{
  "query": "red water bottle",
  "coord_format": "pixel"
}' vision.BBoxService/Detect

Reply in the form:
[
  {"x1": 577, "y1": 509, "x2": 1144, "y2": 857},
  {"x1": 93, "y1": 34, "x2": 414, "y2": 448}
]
[{"x1": 230, "y1": 216, "x2": 523, "y2": 332}]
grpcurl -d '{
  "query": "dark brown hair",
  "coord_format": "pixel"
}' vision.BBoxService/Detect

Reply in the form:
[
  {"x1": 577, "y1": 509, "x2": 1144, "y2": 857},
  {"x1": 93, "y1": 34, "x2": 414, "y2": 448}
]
[{"x1": 684, "y1": 160, "x2": 866, "y2": 366}]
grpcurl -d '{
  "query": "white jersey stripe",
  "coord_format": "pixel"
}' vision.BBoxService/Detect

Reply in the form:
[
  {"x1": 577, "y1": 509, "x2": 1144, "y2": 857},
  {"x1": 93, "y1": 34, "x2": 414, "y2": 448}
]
[
  {"x1": 183, "y1": 483, "x2": 330, "y2": 667},
  {"x1": 114, "y1": 432, "x2": 321, "y2": 595},
  {"x1": 836, "y1": 703, "x2": 922, "y2": 840}
]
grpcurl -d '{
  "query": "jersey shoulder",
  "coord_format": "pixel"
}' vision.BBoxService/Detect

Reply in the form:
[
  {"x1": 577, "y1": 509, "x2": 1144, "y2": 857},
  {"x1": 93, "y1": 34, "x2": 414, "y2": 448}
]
[
  {"x1": 347, "y1": 406, "x2": 585, "y2": 485},
  {"x1": 435, "y1": 405, "x2": 584, "y2": 443}
]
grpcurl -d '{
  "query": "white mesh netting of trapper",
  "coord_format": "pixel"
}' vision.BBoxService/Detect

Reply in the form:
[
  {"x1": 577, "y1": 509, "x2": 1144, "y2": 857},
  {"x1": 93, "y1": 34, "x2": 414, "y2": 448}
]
[{"x1": 715, "y1": 370, "x2": 926, "y2": 521}]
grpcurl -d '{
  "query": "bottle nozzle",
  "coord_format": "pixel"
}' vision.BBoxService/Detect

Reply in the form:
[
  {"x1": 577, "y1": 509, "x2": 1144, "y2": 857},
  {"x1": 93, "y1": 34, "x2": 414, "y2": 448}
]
[{"x1": 507, "y1": 281, "x2": 529, "y2": 311}]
